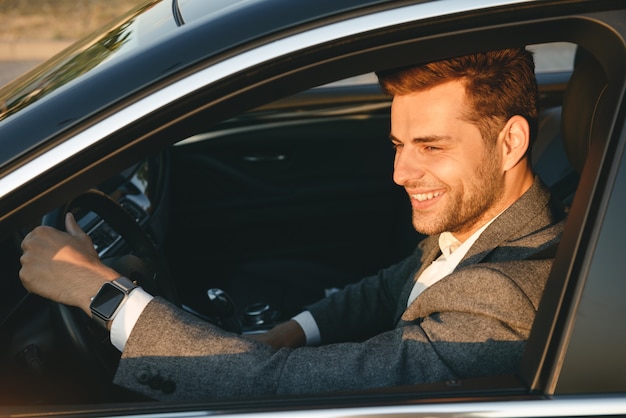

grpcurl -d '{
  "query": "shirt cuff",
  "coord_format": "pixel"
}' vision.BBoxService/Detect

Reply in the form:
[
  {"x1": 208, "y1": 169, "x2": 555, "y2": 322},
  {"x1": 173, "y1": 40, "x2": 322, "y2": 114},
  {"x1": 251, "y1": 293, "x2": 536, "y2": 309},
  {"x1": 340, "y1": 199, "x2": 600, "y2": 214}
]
[
  {"x1": 110, "y1": 287, "x2": 154, "y2": 352},
  {"x1": 291, "y1": 310, "x2": 321, "y2": 346}
]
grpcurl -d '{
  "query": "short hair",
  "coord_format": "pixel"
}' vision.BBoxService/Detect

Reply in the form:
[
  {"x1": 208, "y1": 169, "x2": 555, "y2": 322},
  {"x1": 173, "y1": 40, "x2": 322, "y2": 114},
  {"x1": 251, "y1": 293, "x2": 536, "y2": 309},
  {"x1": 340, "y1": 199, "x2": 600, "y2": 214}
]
[{"x1": 377, "y1": 48, "x2": 538, "y2": 146}]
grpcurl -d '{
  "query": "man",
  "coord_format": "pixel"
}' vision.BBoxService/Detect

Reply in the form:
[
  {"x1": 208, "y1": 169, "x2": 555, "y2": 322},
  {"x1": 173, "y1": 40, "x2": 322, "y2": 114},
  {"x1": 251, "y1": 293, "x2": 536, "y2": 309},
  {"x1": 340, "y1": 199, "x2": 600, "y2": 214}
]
[{"x1": 20, "y1": 48, "x2": 565, "y2": 400}]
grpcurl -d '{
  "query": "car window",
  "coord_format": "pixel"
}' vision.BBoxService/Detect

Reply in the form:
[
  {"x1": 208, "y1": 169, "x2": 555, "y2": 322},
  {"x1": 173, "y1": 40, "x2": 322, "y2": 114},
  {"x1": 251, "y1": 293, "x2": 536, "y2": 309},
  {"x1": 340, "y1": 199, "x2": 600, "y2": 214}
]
[
  {"x1": 320, "y1": 42, "x2": 576, "y2": 89},
  {"x1": 529, "y1": 42, "x2": 576, "y2": 72}
]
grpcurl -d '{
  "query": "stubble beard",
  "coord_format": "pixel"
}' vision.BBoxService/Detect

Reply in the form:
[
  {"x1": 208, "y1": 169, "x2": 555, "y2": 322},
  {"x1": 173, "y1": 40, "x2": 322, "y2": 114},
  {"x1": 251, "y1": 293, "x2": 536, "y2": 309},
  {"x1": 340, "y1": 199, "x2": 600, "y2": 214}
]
[{"x1": 411, "y1": 147, "x2": 504, "y2": 237}]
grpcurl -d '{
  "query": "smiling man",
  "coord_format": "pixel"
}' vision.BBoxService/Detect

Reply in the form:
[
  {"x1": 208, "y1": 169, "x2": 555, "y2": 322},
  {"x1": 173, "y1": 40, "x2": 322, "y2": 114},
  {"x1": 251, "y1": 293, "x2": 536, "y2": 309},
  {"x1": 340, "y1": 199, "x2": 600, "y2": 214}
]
[
  {"x1": 20, "y1": 48, "x2": 565, "y2": 400},
  {"x1": 390, "y1": 79, "x2": 533, "y2": 241}
]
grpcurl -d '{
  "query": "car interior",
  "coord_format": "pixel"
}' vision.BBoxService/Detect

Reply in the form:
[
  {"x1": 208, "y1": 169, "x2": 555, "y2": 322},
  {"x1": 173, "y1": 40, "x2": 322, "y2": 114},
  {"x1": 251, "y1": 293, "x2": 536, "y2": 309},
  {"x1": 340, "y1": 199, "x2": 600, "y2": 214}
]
[
  {"x1": 0, "y1": 7, "x2": 624, "y2": 407},
  {"x1": 165, "y1": 43, "x2": 585, "y2": 337}
]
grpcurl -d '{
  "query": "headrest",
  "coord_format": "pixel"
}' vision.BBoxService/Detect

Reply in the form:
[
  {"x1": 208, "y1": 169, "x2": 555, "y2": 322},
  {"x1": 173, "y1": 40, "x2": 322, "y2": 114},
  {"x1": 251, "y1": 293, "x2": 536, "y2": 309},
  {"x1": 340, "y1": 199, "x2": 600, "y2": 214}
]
[{"x1": 561, "y1": 49, "x2": 608, "y2": 174}]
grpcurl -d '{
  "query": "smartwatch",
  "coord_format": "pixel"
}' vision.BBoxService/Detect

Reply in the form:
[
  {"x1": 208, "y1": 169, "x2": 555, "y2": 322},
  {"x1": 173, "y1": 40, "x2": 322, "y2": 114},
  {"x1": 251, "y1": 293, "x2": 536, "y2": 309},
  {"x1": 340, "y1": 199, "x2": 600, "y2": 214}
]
[{"x1": 90, "y1": 276, "x2": 138, "y2": 329}]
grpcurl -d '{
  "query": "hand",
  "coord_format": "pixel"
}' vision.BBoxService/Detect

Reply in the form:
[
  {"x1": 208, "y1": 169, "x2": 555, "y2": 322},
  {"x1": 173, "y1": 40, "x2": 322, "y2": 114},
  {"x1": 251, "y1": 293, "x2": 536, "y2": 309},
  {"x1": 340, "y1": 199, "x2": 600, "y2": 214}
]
[
  {"x1": 246, "y1": 320, "x2": 307, "y2": 349},
  {"x1": 19, "y1": 212, "x2": 120, "y2": 315}
]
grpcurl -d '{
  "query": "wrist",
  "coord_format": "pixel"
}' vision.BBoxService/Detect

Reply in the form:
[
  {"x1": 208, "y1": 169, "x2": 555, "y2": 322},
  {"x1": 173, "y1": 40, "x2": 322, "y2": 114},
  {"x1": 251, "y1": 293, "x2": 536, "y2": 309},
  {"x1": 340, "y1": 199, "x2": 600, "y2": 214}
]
[
  {"x1": 253, "y1": 320, "x2": 306, "y2": 349},
  {"x1": 78, "y1": 267, "x2": 120, "y2": 314},
  {"x1": 77, "y1": 278, "x2": 111, "y2": 314}
]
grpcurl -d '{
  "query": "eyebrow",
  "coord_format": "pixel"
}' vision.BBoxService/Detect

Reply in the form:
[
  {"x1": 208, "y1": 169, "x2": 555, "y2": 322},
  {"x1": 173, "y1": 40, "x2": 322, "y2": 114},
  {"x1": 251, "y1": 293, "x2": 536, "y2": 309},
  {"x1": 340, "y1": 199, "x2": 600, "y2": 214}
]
[{"x1": 389, "y1": 134, "x2": 456, "y2": 144}]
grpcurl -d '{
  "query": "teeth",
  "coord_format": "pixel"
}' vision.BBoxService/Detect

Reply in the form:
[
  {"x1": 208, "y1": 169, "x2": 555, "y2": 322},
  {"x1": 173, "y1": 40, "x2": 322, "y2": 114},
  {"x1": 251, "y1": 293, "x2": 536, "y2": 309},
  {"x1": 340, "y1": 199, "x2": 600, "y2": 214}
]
[{"x1": 411, "y1": 192, "x2": 441, "y2": 202}]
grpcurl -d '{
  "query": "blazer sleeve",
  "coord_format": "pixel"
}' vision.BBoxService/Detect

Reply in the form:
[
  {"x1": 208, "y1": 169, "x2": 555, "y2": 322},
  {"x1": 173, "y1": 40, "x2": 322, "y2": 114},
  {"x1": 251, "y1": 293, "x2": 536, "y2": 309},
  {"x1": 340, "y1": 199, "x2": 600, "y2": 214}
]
[
  {"x1": 113, "y1": 256, "x2": 541, "y2": 401},
  {"x1": 305, "y1": 247, "x2": 422, "y2": 344}
]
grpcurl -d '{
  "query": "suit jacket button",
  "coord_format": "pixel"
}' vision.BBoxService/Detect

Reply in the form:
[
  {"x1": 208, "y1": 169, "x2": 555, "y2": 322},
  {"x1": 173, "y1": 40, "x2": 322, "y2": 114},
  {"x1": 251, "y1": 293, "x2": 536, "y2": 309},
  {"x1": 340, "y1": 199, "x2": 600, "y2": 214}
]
[
  {"x1": 148, "y1": 374, "x2": 164, "y2": 390},
  {"x1": 161, "y1": 379, "x2": 176, "y2": 394},
  {"x1": 136, "y1": 369, "x2": 152, "y2": 385}
]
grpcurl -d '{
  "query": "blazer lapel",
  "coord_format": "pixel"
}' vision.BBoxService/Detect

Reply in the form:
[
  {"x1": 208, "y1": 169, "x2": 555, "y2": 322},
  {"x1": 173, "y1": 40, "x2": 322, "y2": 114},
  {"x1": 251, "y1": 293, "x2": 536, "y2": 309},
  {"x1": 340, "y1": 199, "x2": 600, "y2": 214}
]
[
  {"x1": 394, "y1": 234, "x2": 441, "y2": 322},
  {"x1": 457, "y1": 176, "x2": 551, "y2": 269},
  {"x1": 397, "y1": 176, "x2": 553, "y2": 323}
]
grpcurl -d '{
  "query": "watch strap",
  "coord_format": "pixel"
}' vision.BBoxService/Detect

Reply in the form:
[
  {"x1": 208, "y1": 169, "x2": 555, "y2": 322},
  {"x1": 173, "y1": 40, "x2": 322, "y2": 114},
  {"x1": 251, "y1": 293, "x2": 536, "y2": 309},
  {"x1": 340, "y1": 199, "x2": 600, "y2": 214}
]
[{"x1": 110, "y1": 276, "x2": 137, "y2": 293}]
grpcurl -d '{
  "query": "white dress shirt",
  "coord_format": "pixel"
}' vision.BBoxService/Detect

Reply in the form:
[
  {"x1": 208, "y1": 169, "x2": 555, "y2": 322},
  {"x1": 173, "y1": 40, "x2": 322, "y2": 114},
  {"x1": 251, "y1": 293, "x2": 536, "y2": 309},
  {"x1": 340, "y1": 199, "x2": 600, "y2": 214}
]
[{"x1": 110, "y1": 287, "x2": 153, "y2": 351}]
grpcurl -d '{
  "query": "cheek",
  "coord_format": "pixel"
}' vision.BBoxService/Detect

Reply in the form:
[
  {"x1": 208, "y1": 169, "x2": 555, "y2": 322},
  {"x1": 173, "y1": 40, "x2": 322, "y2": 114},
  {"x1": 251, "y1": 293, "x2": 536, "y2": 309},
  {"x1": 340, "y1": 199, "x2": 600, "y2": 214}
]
[
  {"x1": 428, "y1": 156, "x2": 470, "y2": 185},
  {"x1": 448, "y1": 146, "x2": 493, "y2": 178}
]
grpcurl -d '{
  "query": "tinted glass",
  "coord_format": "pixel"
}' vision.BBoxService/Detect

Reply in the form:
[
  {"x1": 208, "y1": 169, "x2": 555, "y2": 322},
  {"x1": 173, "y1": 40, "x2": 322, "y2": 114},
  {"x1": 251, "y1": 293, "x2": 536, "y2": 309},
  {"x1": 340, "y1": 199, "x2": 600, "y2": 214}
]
[{"x1": 0, "y1": 1, "x2": 176, "y2": 123}]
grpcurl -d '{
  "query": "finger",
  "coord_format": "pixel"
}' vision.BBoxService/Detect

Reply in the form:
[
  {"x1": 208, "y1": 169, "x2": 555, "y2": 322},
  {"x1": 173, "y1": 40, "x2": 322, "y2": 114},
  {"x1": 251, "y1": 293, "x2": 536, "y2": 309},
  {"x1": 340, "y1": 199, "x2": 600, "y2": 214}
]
[
  {"x1": 20, "y1": 230, "x2": 32, "y2": 251},
  {"x1": 21, "y1": 225, "x2": 49, "y2": 251},
  {"x1": 64, "y1": 212, "x2": 85, "y2": 237},
  {"x1": 65, "y1": 212, "x2": 98, "y2": 253}
]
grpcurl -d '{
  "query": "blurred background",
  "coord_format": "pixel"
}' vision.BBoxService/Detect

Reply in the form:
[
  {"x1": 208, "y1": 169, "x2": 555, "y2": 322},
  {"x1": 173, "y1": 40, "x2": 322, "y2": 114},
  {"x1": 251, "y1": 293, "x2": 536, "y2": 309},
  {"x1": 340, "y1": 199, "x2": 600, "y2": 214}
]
[{"x1": 0, "y1": 0, "x2": 145, "y2": 86}]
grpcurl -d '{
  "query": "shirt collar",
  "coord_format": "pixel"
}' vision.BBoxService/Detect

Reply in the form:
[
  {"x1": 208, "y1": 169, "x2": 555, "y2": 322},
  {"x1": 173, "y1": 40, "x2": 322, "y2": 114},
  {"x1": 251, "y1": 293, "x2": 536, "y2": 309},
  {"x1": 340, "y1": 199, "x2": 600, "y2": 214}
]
[
  {"x1": 438, "y1": 232, "x2": 462, "y2": 258},
  {"x1": 438, "y1": 213, "x2": 502, "y2": 259}
]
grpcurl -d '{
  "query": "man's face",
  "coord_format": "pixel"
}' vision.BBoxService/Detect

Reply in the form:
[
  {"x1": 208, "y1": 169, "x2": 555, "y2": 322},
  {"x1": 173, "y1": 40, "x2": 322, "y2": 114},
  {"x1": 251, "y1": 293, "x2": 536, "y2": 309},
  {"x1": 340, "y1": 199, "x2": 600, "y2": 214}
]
[{"x1": 390, "y1": 80, "x2": 505, "y2": 241}]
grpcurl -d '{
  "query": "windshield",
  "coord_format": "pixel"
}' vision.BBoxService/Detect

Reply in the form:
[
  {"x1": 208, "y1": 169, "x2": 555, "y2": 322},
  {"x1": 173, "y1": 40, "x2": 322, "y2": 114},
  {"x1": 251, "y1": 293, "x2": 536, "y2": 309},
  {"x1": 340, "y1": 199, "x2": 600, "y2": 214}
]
[{"x1": 0, "y1": 0, "x2": 170, "y2": 123}]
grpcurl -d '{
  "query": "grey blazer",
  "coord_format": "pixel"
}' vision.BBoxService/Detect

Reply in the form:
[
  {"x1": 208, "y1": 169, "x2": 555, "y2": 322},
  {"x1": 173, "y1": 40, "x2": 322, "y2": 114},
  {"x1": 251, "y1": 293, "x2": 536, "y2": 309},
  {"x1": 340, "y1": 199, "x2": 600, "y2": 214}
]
[{"x1": 114, "y1": 176, "x2": 565, "y2": 400}]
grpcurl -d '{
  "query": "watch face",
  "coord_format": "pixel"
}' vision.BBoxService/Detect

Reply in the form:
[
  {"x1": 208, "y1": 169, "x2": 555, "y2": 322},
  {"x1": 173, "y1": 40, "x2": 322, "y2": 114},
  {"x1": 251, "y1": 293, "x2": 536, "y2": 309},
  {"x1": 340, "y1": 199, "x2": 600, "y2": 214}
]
[{"x1": 91, "y1": 283, "x2": 126, "y2": 320}]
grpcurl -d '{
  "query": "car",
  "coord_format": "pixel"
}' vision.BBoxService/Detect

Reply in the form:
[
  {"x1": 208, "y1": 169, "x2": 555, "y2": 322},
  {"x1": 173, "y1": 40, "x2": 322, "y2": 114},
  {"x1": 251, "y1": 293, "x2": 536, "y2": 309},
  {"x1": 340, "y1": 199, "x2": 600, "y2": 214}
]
[{"x1": 0, "y1": 0, "x2": 625, "y2": 416}]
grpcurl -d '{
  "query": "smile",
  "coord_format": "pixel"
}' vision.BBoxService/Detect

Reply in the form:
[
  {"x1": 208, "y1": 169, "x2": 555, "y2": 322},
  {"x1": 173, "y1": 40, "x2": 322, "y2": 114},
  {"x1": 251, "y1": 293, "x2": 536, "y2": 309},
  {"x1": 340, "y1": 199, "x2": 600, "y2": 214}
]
[{"x1": 411, "y1": 191, "x2": 442, "y2": 202}]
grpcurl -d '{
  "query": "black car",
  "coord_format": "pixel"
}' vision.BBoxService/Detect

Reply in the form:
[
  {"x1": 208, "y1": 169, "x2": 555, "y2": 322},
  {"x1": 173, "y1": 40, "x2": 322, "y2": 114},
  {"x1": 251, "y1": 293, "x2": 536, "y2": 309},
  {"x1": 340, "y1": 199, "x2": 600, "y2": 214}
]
[{"x1": 1, "y1": 0, "x2": 625, "y2": 416}]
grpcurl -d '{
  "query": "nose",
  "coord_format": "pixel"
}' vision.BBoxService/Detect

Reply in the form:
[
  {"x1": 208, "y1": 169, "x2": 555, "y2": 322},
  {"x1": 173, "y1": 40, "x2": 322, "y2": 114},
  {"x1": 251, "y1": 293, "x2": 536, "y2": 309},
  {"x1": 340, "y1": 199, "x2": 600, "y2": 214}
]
[{"x1": 393, "y1": 146, "x2": 425, "y2": 186}]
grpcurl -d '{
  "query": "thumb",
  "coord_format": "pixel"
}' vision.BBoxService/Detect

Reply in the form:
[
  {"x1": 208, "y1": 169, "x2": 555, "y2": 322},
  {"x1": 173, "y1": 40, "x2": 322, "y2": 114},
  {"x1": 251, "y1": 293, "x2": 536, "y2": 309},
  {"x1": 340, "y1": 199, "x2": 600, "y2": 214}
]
[{"x1": 64, "y1": 212, "x2": 86, "y2": 237}]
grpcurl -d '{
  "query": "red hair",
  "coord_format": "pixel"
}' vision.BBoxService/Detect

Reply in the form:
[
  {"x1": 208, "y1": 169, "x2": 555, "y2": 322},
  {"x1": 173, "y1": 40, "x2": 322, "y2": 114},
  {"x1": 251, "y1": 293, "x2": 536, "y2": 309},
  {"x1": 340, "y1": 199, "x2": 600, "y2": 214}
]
[{"x1": 377, "y1": 48, "x2": 538, "y2": 144}]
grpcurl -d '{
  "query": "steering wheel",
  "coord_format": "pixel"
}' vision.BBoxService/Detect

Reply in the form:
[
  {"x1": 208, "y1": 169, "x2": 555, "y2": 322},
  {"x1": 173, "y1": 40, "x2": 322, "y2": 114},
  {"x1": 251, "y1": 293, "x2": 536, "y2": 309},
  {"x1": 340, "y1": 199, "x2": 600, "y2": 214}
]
[{"x1": 43, "y1": 189, "x2": 179, "y2": 380}]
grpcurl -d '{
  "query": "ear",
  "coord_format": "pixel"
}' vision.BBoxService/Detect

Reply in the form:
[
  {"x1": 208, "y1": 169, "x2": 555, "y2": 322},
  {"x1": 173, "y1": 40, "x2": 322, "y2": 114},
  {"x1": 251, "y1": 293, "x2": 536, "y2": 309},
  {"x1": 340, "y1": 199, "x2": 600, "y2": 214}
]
[{"x1": 499, "y1": 115, "x2": 530, "y2": 172}]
